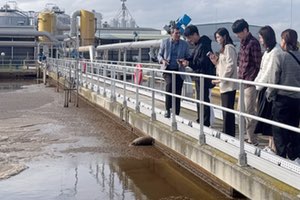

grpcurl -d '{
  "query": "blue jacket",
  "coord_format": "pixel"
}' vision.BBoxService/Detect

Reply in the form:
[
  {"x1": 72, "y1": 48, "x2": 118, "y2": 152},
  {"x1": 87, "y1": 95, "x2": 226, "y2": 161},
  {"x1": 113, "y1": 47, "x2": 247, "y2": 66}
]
[{"x1": 157, "y1": 38, "x2": 190, "y2": 70}]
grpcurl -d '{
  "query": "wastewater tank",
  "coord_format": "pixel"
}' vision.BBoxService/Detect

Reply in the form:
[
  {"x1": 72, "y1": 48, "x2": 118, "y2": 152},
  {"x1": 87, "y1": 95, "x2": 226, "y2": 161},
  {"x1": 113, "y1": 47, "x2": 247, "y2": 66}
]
[
  {"x1": 38, "y1": 11, "x2": 56, "y2": 42},
  {"x1": 80, "y1": 10, "x2": 95, "y2": 46}
]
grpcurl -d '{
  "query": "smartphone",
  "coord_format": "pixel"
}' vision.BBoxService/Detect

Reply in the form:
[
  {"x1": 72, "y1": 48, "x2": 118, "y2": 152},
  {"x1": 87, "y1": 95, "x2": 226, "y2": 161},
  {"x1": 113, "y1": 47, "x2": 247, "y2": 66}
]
[{"x1": 206, "y1": 51, "x2": 213, "y2": 57}]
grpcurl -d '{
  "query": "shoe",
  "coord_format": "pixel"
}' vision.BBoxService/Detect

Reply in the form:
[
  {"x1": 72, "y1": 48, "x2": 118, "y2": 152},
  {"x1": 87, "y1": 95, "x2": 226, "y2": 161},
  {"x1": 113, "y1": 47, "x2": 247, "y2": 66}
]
[
  {"x1": 164, "y1": 110, "x2": 170, "y2": 118},
  {"x1": 252, "y1": 142, "x2": 259, "y2": 146},
  {"x1": 287, "y1": 143, "x2": 297, "y2": 160},
  {"x1": 263, "y1": 146, "x2": 275, "y2": 154},
  {"x1": 292, "y1": 158, "x2": 300, "y2": 166},
  {"x1": 245, "y1": 139, "x2": 259, "y2": 146}
]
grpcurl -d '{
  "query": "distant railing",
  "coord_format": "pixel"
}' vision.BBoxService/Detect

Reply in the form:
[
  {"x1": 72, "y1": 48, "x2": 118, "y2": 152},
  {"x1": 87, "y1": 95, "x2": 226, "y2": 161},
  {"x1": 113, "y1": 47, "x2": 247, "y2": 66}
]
[
  {"x1": 0, "y1": 59, "x2": 37, "y2": 71},
  {"x1": 47, "y1": 57, "x2": 300, "y2": 190}
]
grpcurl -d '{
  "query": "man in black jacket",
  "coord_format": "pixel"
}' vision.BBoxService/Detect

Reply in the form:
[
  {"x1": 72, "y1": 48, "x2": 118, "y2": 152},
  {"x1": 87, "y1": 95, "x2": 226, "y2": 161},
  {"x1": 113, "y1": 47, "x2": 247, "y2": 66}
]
[{"x1": 182, "y1": 25, "x2": 216, "y2": 126}]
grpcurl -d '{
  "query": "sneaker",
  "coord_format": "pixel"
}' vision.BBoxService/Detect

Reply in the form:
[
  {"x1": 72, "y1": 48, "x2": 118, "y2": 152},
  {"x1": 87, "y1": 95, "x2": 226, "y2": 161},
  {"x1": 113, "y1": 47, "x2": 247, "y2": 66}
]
[
  {"x1": 164, "y1": 110, "x2": 170, "y2": 118},
  {"x1": 245, "y1": 139, "x2": 259, "y2": 146},
  {"x1": 287, "y1": 143, "x2": 297, "y2": 160},
  {"x1": 263, "y1": 146, "x2": 275, "y2": 155},
  {"x1": 252, "y1": 142, "x2": 259, "y2": 146},
  {"x1": 292, "y1": 158, "x2": 300, "y2": 166}
]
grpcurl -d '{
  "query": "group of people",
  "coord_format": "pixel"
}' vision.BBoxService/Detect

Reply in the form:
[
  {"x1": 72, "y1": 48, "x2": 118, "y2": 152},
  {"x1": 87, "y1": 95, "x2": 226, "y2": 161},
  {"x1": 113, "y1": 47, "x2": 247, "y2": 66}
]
[{"x1": 157, "y1": 18, "x2": 300, "y2": 163}]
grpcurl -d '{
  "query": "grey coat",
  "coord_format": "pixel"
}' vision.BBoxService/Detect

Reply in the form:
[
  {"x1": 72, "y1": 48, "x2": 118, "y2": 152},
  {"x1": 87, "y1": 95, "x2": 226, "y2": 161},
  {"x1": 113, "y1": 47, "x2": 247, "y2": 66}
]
[
  {"x1": 157, "y1": 38, "x2": 190, "y2": 70},
  {"x1": 267, "y1": 50, "x2": 300, "y2": 100}
]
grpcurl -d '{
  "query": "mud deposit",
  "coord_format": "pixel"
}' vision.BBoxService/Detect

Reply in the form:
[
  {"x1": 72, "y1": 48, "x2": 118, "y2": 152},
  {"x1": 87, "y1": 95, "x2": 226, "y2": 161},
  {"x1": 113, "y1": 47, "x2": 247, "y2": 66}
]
[{"x1": 0, "y1": 80, "x2": 229, "y2": 200}]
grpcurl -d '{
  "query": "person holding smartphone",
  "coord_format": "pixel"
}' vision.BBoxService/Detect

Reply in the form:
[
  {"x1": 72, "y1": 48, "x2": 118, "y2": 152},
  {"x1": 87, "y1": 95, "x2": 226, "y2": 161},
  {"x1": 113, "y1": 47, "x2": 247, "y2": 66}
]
[
  {"x1": 157, "y1": 26, "x2": 190, "y2": 118},
  {"x1": 182, "y1": 25, "x2": 216, "y2": 126},
  {"x1": 209, "y1": 27, "x2": 238, "y2": 136}
]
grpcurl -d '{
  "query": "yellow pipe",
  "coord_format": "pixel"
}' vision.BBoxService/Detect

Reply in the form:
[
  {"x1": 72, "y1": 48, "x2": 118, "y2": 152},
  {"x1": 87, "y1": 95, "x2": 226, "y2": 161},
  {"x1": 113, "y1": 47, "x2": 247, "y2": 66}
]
[
  {"x1": 80, "y1": 10, "x2": 95, "y2": 46},
  {"x1": 37, "y1": 12, "x2": 56, "y2": 42}
]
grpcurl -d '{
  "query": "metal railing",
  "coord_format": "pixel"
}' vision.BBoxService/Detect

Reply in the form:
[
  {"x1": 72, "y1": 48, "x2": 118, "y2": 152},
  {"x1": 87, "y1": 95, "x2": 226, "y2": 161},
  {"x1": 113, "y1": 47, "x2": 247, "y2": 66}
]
[
  {"x1": 0, "y1": 59, "x2": 37, "y2": 71},
  {"x1": 47, "y1": 57, "x2": 300, "y2": 190}
]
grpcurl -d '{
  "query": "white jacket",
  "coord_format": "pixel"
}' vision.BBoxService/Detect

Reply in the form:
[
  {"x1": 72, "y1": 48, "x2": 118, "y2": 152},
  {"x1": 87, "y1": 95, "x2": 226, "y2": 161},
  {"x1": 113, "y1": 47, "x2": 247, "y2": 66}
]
[
  {"x1": 216, "y1": 44, "x2": 238, "y2": 93},
  {"x1": 254, "y1": 46, "x2": 282, "y2": 90}
]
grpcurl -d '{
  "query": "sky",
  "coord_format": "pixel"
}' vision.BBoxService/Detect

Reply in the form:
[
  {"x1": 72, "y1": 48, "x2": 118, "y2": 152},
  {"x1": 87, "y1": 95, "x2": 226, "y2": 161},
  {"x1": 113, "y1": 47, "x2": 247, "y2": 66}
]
[{"x1": 14, "y1": 0, "x2": 300, "y2": 41}]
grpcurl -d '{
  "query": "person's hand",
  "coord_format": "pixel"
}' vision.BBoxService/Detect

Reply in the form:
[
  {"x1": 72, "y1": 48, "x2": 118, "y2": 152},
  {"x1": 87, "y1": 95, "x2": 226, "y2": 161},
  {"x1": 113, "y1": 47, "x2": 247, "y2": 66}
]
[
  {"x1": 162, "y1": 59, "x2": 169, "y2": 66},
  {"x1": 212, "y1": 79, "x2": 220, "y2": 85},
  {"x1": 181, "y1": 60, "x2": 189, "y2": 67},
  {"x1": 209, "y1": 53, "x2": 218, "y2": 65}
]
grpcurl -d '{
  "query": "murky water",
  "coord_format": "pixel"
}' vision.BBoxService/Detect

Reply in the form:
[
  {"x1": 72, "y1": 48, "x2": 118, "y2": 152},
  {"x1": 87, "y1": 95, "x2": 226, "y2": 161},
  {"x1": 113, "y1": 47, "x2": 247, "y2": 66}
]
[
  {"x1": 0, "y1": 79, "x2": 40, "y2": 93},
  {"x1": 0, "y1": 80, "x2": 231, "y2": 200},
  {"x1": 0, "y1": 156, "x2": 229, "y2": 200}
]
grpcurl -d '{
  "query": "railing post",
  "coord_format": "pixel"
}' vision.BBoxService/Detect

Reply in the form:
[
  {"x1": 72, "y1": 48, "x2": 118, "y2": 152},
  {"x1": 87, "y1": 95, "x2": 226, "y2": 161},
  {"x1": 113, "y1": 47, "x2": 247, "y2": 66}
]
[
  {"x1": 103, "y1": 64, "x2": 107, "y2": 97},
  {"x1": 91, "y1": 62, "x2": 94, "y2": 90},
  {"x1": 123, "y1": 67, "x2": 127, "y2": 106},
  {"x1": 238, "y1": 82, "x2": 247, "y2": 166},
  {"x1": 85, "y1": 63, "x2": 88, "y2": 89},
  {"x1": 151, "y1": 70, "x2": 156, "y2": 121},
  {"x1": 43, "y1": 63, "x2": 46, "y2": 85},
  {"x1": 138, "y1": 48, "x2": 142, "y2": 62},
  {"x1": 96, "y1": 63, "x2": 100, "y2": 94},
  {"x1": 56, "y1": 62, "x2": 59, "y2": 92},
  {"x1": 135, "y1": 66, "x2": 140, "y2": 113},
  {"x1": 80, "y1": 61, "x2": 83, "y2": 87},
  {"x1": 199, "y1": 75, "x2": 205, "y2": 144},
  {"x1": 68, "y1": 62, "x2": 72, "y2": 103},
  {"x1": 75, "y1": 58, "x2": 79, "y2": 107},
  {"x1": 171, "y1": 72, "x2": 177, "y2": 131},
  {"x1": 110, "y1": 65, "x2": 116, "y2": 102}
]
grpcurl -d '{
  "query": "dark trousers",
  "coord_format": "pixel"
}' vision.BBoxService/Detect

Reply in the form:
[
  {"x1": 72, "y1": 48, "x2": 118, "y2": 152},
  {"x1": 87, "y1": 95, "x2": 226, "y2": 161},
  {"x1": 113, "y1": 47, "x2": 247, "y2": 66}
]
[
  {"x1": 272, "y1": 95, "x2": 300, "y2": 159},
  {"x1": 221, "y1": 90, "x2": 236, "y2": 136},
  {"x1": 163, "y1": 72, "x2": 184, "y2": 115},
  {"x1": 195, "y1": 78, "x2": 210, "y2": 127}
]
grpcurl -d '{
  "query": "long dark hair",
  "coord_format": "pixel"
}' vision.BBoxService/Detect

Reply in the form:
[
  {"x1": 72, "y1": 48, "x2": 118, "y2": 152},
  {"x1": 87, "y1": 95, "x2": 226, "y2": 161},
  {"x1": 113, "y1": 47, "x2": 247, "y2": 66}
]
[
  {"x1": 214, "y1": 27, "x2": 234, "y2": 53},
  {"x1": 259, "y1": 26, "x2": 276, "y2": 52},
  {"x1": 281, "y1": 29, "x2": 298, "y2": 51}
]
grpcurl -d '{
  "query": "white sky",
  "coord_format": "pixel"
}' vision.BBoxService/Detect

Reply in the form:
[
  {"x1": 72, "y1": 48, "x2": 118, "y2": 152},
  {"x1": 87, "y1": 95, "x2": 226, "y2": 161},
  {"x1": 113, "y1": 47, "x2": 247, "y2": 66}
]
[{"x1": 15, "y1": 0, "x2": 300, "y2": 41}]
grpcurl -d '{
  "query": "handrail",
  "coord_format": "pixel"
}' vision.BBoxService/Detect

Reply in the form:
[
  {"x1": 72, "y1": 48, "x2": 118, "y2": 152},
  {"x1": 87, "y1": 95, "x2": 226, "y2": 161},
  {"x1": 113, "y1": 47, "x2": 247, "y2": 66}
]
[{"x1": 47, "y1": 57, "x2": 300, "y2": 190}]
